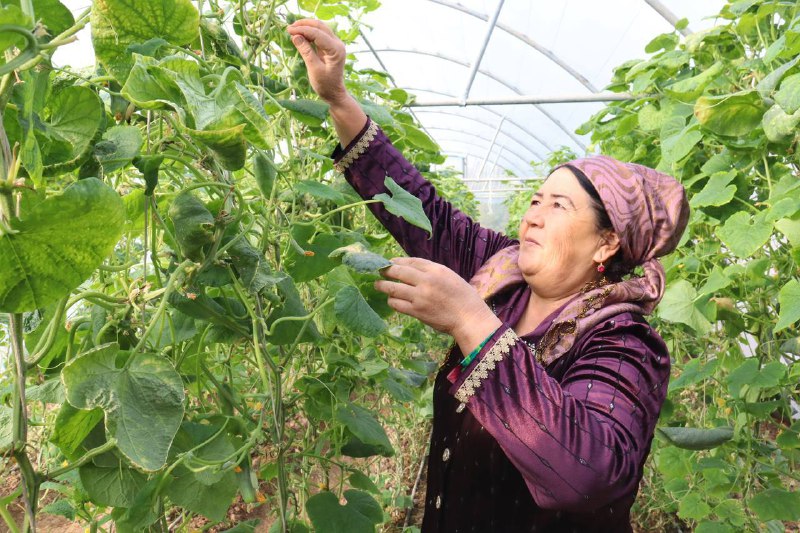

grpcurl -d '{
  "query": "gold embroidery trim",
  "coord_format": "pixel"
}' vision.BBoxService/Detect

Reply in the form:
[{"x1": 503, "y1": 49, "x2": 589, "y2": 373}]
[
  {"x1": 333, "y1": 120, "x2": 379, "y2": 173},
  {"x1": 454, "y1": 329, "x2": 519, "y2": 404}
]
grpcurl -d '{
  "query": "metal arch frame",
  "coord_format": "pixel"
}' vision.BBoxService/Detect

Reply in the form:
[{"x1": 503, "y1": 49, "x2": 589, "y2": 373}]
[
  {"x1": 643, "y1": 0, "x2": 693, "y2": 36},
  {"x1": 425, "y1": 0, "x2": 598, "y2": 92},
  {"x1": 358, "y1": 30, "x2": 436, "y2": 141},
  {"x1": 462, "y1": 0, "x2": 505, "y2": 101},
  {"x1": 440, "y1": 152, "x2": 543, "y2": 184},
  {"x1": 412, "y1": 109, "x2": 544, "y2": 161},
  {"x1": 351, "y1": 48, "x2": 587, "y2": 149},
  {"x1": 439, "y1": 142, "x2": 530, "y2": 176},
  {"x1": 402, "y1": 86, "x2": 557, "y2": 153},
  {"x1": 424, "y1": 126, "x2": 534, "y2": 170},
  {"x1": 434, "y1": 137, "x2": 532, "y2": 176},
  {"x1": 425, "y1": 0, "x2": 692, "y2": 86},
  {"x1": 440, "y1": 148, "x2": 523, "y2": 173}
]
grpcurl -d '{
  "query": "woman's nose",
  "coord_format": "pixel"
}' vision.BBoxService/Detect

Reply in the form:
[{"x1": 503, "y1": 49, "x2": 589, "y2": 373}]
[{"x1": 523, "y1": 206, "x2": 543, "y2": 227}]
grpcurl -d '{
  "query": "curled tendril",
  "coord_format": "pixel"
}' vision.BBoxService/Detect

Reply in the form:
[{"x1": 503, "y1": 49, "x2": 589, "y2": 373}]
[{"x1": 0, "y1": 24, "x2": 40, "y2": 76}]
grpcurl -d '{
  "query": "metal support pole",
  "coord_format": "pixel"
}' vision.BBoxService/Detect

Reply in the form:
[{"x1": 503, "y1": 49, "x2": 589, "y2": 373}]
[
  {"x1": 409, "y1": 92, "x2": 636, "y2": 106},
  {"x1": 643, "y1": 0, "x2": 693, "y2": 36},
  {"x1": 462, "y1": 0, "x2": 505, "y2": 102},
  {"x1": 476, "y1": 117, "x2": 506, "y2": 183}
]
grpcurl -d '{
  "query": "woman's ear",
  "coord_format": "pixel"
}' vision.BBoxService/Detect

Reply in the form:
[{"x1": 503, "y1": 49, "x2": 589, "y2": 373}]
[{"x1": 593, "y1": 230, "x2": 621, "y2": 264}]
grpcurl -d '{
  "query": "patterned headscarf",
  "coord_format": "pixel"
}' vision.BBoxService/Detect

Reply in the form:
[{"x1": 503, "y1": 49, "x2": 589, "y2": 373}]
[{"x1": 468, "y1": 155, "x2": 690, "y2": 365}]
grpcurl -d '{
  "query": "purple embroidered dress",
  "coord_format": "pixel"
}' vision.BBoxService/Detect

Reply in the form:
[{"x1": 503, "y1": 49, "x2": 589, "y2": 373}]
[{"x1": 333, "y1": 118, "x2": 670, "y2": 533}]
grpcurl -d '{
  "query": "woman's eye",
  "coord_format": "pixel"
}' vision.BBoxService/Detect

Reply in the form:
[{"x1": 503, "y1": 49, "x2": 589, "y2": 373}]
[
  {"x1": 530, "y1": 199, "x2": 540, "y2": 206},
  {"x1": 553, "y1": 202, "x2": 564, "y2": 209}
]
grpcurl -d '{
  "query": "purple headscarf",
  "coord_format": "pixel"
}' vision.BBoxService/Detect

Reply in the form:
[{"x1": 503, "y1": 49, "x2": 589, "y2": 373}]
[{"x1": 469, "y1": 155, "x2": 690, "y2": 365}]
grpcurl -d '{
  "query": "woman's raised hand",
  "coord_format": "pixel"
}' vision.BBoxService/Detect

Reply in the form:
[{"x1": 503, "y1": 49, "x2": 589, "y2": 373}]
[
  {"x1": 287, "y1": 19, "x2": 348, "y2": 105},
  {"x1": 374, "y1": 258, "x2": 502, "y2": 352}
]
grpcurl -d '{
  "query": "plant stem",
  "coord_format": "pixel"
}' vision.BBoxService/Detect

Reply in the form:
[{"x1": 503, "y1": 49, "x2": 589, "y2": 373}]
[
  {"x1": 130, "y1": 259, "x2": 194, "y2": 357},
  {"x1": 44, "y1": 439, "x2": 118, "y2": 480},
  {"x1": 8, "y1": 313, "x2": 37, "y2": 532}
]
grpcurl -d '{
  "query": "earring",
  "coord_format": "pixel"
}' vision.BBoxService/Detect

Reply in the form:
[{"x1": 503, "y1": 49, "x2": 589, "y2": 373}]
[{"x1": 597, "y1": 262, "x2": 605, "y2": 273}]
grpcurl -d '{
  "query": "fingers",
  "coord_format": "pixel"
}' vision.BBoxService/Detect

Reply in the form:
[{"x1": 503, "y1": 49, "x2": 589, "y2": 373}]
[
  {"x1": 380, "y1": 263, "x2": 425, "y2": 285},
  {"x1": 289, "y1": 32, "x2": 322, "y2": 69},
  {"x1": 374, "y1": 280, "x2": 414, "y2": 302},
  {"x1": 390, "y1": 256, "x2": 435, "y2": 272},
  {"x1": 289, "y1": 18, "x2": 336, "y2": 35}
]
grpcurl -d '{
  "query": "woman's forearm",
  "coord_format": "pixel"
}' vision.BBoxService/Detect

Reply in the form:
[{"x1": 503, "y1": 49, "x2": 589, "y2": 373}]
[{"x1": 327, "y1": 94, "x2": 368, "y2": 147}]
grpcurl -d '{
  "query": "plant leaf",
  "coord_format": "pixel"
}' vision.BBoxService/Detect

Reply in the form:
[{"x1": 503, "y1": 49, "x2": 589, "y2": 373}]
[
  {"x1": 0, "y1": 178, "x2": 125, "y2": 312},
  {"x1": 334, "y1": 286, "x2": 387, "y2": 337},
  {"x1": 335, "y1": 402, "x2": 394, "y2": 457},
  {"x1": 715, "y1": 211, "x2": 773, "y2": 258},
  {"x1": 775, "y1": 278, "x2": 800, "y2": 333},
  {"x1": 306, "y1": 490, "x2": 383, "y2": 533},
  {"x1": 658, "y1": 280, "x2": 712, "y2": 333},
  {"x1": 92, "y1": 0, "x2": 200, "y2": 81},
  {"x1": 374, "y1": 176, "x2": 432, "y2": 236},
  {"x1": 690, "y1": 171, "x2": 737, "y2": 208},
  {"x1": 749, "y1": 489, "x2": 800, "y2": 521},
  {"x1": 694, "y1": 91, "x2": 767, "y2": 136},
  {"x1": 62, "y1": 343, "x2": 185, "y2": 471}
]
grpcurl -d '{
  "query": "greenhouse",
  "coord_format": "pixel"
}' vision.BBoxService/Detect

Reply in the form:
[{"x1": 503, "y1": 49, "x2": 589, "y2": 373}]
[{"x1": 1, "y1": 0, "x2": 799, "y2": 532}]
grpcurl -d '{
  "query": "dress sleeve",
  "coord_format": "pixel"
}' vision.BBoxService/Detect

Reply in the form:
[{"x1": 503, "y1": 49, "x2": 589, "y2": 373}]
[
  {"x1": 332, "y1": 117, "x2": 516, "y2": 280},
  {"x1": 446, "y1": 315, "x2": 670, "y2": 512}
]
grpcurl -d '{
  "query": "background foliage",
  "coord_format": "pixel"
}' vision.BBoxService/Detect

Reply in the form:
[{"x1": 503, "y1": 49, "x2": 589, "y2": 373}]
[{"x1": 577, "y1": 1, "x2": 800, "y2": 530}]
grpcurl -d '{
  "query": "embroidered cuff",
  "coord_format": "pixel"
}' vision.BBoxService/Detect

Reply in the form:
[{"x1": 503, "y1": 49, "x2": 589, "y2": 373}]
[
  {"x1": 332, "y1": 118, "x2": 379, "y2": 173},
  {"x1": 453, "y1": 327, "x2": 519, "y2": 404}
]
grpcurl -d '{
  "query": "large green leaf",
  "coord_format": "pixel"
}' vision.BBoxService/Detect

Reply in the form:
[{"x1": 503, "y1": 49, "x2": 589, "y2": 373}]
[
  {"x1": 50, "y1": 404, "x2": 104, "y2": 459},
  {"x1": 658, "y1": 280, "x2": 712, "y2": 333},
  {"x1": 757, "y1": 56, "x2": 800, "y2": 97},
  {"x1": 0, "y1": 5, "x2": 30, "y2": 54},
  {"x1": 0, "y1": 178, "x2": 124, "y2": 312},
  {"x1": 92, "y1": 0, "x2": 200, "y2": 81},
  {"x1": 277, "y1": 98, "x2": 329, "y2": 126},
  {"x1": 165, "y1": 423, "x2": 239, "y2": 522},
  {"x1": 168, "y1": 191, "x2": 215, "y2": 261},
  {"x1": 79, "y1": 464, "x2": 148, "y2": 508},
  {"x1": 62, "y1": 343, "x2": 185, "y2": 471},
  {"x1": 335, "y1": 402, "x2": 393, "y2": 457},
  {"x1": 775, "y1": 72, "x2": 800, "y2": 114},
  {"x1": 661, "y1": 125, "x2": 703, "y2": 164},
  {"x1": 775, "y1": 279, "x2": 800, "y2": 333},
  {"x1": 29, "y1": 85, "x2": 105, "y2": 176},
  {"x1": 266, "y1": 275, "x2": 322, "y2": 345},
  {"x1": 92, "y1": 125, "x2": 144, "y2": 174},
  {"x1": 664, "y1": 62, "x2": 724, "y2": 99},
  {"x1": 749, "y1": 489, "x2": 800, "y2": 521},
  {"x1": 694, "y1": 91, "x2": 767, "y2": 136},
  {"x1": 775, "y1": 217, "x2": 800, "y2": 248},
  {"x1": 727, "y1": 359, "x2": 786, "y2": 399},
  {"x1": 4, "y1": 0, "x2": 73, "y2": 38},
  {"x1": 690, "y1": 171, "x2": 737, "y2": 208},
  {"x1": 715, "y1": 211, "x2": 773, "y2": 258},
  {"x1": 762, "y1": 104, "x2": 800, "y2": 142},
  {"x1": 657, "y1": 426, "x2": 734, "y2": 450},
  {"x1": 306, "y1": 490, "x2": 383, "y2": 533},
  {"x1": 334, "y1": 286, "x2": 387, "y2": 337},
  {"x1": 374, "y1": 176, "x2": 432, "y2": 236},
  {"x1": 187, "y1": 124, "x2": 247, "y2": 171},
  {"x1": 121, "y1": 55, "x2": 186, "y2": 115}
]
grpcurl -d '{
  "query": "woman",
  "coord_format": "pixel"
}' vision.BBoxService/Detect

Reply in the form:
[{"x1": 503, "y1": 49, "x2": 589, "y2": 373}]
[{"x1": 288, "y1": 19, "x2": 690, "y2": 533}]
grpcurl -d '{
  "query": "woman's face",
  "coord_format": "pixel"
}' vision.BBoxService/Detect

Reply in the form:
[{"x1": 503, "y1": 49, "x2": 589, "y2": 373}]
[{"x1": 517, "y1": 167, "x2": 616, "y2": 294}]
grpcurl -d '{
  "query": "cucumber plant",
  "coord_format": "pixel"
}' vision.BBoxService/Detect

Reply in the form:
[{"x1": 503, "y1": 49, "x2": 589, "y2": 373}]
[{"x1": 0, "y1": 0, "x2": 477, "y2": 531}]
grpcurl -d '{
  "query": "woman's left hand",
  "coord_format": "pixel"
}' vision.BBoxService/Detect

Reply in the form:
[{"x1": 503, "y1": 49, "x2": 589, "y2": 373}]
[{"x1": 374, "y1": 257, "x2": 500, "y2": 342}]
